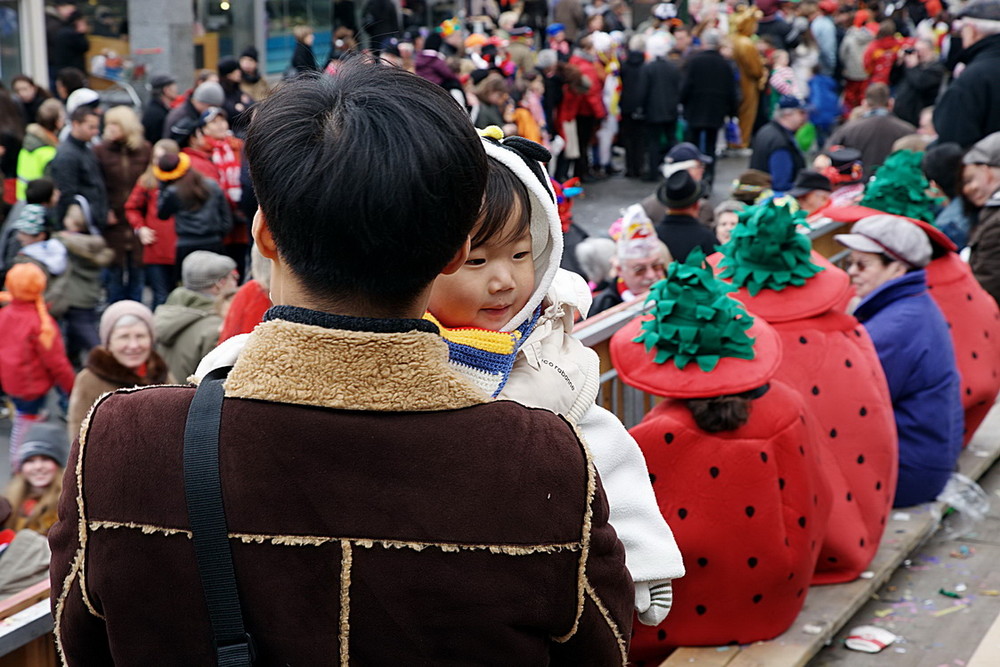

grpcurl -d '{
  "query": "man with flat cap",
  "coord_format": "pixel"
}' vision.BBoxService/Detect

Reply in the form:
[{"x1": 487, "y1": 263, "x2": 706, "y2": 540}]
[
  {"x1": 654, "y1": 170, "x2": 718, "y2": 262},
  {"x1": 934, "y1": 0, "x2": 1000, "y2": 147}
]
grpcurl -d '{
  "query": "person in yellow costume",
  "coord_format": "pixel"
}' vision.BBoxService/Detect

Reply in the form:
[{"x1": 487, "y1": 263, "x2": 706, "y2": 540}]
[{"x1": 731, "y1": 6, "x2": 766, "y2": 149}]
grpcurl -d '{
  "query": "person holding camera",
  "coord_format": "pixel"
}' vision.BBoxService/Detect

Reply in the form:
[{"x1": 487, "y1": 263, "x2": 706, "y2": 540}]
[{"x1": 891, "y1": 38, "x2": 945, "y2": 127}]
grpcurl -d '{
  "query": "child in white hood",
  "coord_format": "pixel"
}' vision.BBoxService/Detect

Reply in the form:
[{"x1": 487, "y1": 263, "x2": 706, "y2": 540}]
[{"x1": 426, "y1": 127, "x2": 684, "y2": 626}]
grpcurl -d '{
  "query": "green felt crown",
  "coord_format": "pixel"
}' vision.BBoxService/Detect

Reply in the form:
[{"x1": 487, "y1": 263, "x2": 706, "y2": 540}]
[
  {"x1": 633, "y1": 248, "x2": 756, "y2": 372},
  {"x1": 860, "y1": 150, "x2": 940, "y2": 223},
  {"x1": 717, "y1": 198, "x2": 823, "y2": 297}
]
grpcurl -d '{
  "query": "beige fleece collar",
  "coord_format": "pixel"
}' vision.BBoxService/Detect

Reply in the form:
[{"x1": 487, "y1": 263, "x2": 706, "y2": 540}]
[{"x1": 223, "y1": 319, "x2": 487, "y2": 411}]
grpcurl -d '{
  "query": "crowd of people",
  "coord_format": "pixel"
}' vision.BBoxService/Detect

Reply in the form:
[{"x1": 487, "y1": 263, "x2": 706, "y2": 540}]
[{"x1": 0, "y1": 0, "x2": 999, "y2": 662}]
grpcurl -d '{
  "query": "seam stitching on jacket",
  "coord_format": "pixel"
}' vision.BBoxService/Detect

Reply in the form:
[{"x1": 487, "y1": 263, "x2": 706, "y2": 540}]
[{"x1": 339, "y1": 541, "x2": 352, "y2": 666}]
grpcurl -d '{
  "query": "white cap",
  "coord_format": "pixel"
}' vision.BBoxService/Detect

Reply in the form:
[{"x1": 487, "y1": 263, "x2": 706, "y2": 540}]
[{"x1": 835, "y1": 215, "x2": 932, "y2": 268}]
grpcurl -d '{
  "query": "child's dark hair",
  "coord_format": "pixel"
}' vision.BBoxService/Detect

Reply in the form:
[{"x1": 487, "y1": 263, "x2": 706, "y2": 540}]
[
  {"x1": 25, "y1": 178, "x2": 55, "y2": 205},
  {"x1": 685, "y1": 384, "x2": 769, "y2": 433},
  {"x1": 471, "y1": 157, "x2": 532, "y2": 248},
  {"x1": 245, "y1": 59, "x2": 487, "y2": 312}
]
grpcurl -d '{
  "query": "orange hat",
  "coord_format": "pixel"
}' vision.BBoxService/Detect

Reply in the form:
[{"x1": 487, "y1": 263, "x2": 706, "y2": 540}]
[{"x1": 2, "y1": 263, "x2": 56, "y2": 349}]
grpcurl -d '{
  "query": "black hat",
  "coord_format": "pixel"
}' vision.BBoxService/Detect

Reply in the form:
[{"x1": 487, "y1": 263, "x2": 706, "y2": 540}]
[
  {"x1": 827, "y1": 146, "x2": 863, "y2": 170},
  {"x1": 666, "y1": 141, "x2": 713, "y2": 165},
  {"x1": 240, "y1": 45, "x2": 259, "y2": 61},
  {"x1": 788, "y1": 169, "x2": 833, "y2": 197},
  {"x1": 218, "y1": 57, "x2": 240, "y2": 77},
  {"x1": 19, "y1": 422, "x2": 69, "y2": 469},
  {"x1": 149, "y1": 73, "x2": 176, "y2": 90},
  {"x1": 657, "y1": 170, "x2": 704, "y2": 209}
]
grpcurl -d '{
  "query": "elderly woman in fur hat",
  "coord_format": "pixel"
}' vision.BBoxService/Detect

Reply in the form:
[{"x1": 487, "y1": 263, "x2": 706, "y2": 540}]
[{"x1": 67, "y1": 300, "x2": 174, "y2": 442}]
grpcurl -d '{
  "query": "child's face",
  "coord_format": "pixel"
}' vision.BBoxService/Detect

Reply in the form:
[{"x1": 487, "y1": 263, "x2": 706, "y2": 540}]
[
  {"x1": 21, "y1": 455, "x2": 58, "y2": 492},
  {"x1": 429, "y1": 210, "x2": 535, "y2": 330}
]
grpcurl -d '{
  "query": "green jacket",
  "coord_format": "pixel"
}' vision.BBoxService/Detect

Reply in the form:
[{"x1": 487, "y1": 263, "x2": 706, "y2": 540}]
[
  {"x1": 16, "y1": 125, "x2": 58, "y2": 201},
  {"x1": 154, "y1": 287, "x2": 222, "y2": 381}
]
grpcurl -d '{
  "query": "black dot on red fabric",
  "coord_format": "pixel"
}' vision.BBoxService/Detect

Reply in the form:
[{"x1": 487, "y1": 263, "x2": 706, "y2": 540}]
[
  {"x1": 748, "y1": 557, "x2": 758, "y2": 568},
  {"x1": 784, "y1": 537, "x2": 790, "y2": 547},
  {"x1": 678, "y1": 508, "x2": 688, "y2": 519},
  {"x1": 846, "y1": 492, "x2": 853, "y2": 502},
  {"x1": 860, "y1": 538, "x2": 866, "y2": 547},
  {"x1": 857, "y1": 454, "x2": 865, "y2": 464},
  {"x1": 760, "y1": 451, "x2": 768, "y2": 463},
  {"x1": 860, "y1": 406, "x2": 868, "y2": 416},
  {"x1": 799, "y1": 336, "x2": 808, "y2": 344},
  {"x1": 753, "y1": 594, "x2": 763, "y2": 604},
  {"x1": 788, "y1": 572, "x2": 795, "y2": 580},
  {"x1": 966, "y1": 387, "x2": 973, "y2": 396},
  {"x1": 881, "y1": 516, "x2": 886, "y2": 525},
  {"x1": 967, "y1": 293, "x2": 973, "y2": 301},
  {"x1": 664, "y1": 432, "x2": 675, "y2": 444},
  {"x1": 657, "y1": 629, "x2": 667, "y2": 641},
  {"x1": 845, "y1": 359, "x2": 853, "y2": 368},
  {"x1": 797, "y1": 588, "x2": 804, "y2": 598},
  {"x1": 698, "y1": 557, "x2": 708, "y2": 567},
  {"x1": 827, "y1": 556, "x2": 838, "y2": 563},
  {"x1": 811, "y1": 385, "x2": 820, "y2": 395},
  {"x1": 800, "y1": 445, "x2": 806, "y2": 456},
  {"x1": 710, "y1": 466, "x2": 720, "y2": 478},
  {"x1": 798, "y1": 516, "x2": 807, "y2": 528},
  {"x1": 830, "y1": 428, "x2": 838, "y2": 438},
  {"x1": 779, "y1": 478, "x2": 786, "y2": 490},
  {"x1": 696, "y1": 605, "x2": 707, "y2": 616},
  {"x1": 746, "y1": 506, "x2": 756, "y2": 517},
  {"x1": 854, "y1": 329, "x2": 862, "y2": 337},
  {"x1": 649, "y1": 473, "x2": 657, "y2": 485},
  {"x1": 973, "y1": 351, "x2": 979, "y2": 359},
  {"x1": 876, "y1": 480, "x2": 882, "y2": 490}
]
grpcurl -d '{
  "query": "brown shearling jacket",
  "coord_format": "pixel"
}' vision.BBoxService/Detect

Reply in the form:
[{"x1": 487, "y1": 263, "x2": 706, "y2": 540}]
[{"x1": 49, "y1": 308, "x2": 633, "y2": 665}]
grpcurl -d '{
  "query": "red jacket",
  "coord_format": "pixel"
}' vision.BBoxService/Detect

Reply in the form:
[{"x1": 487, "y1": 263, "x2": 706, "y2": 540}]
[
  {"x1": 124, "y1": 182, "x2": 177, "y2": 266},
  {"x1": 567, "y1": 54, "x2": 607, "y2": 120},
  {"x1": 219, "y1": 279, "x2": 271, "y2": 343},
  {"x1": 0, "y1": 300, "x2": 75, "y2": 400},
  {"x1": 863, "y1": 36, "x2": 901, "y2": 85}
]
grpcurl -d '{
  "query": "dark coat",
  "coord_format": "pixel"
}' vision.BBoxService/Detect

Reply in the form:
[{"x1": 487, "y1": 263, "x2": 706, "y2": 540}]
[
  {"x1": 51, "y1": 25, "x2": 89, "y2": 72},
  {"x1": 93, "y1": 139, "x2": 152, "y2": 264},
  {"x1": 49, "y1": 136, "x2": 108, "y2": 228},
  {"x1": 933, "y1": 34, "x2": 1000, "y2": 147},
  {"x1": 291, "y1": 41, "x2": 318, "y2": 73},
  {"x1": 854, "y1": 271, "x2": 964, "y2": 507},
  {"x1": 654, "y1": 213, "x2": 718, "y2": 262},
  {"x1": 892, "y1": 61, "x2": 945, "y2": 127},
  {"x1": 141, "y1": 97, "x2": 170, "y2": 144},
  {"x1": 50, "y1": 309, "x2": 634, "y2": 665},
  {"x1": 680, "y1": 49, "x2": 739, "y2": 129},
  {"x1": 825, "y1": 112, "x2": 915, "y2": 181},
  {"x1": 636, "y1": 58, "x2": 681, "y2": 123},
  {"x1": 158, "y1": 178, "x2": 232, "y2": 246},
  {"x1": 619, "y1": 50, "x2": 646, "y2": 117}
]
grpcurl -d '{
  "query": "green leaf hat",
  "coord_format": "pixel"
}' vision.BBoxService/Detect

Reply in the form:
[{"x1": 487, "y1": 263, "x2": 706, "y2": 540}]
[
  {"x1": 611, "y1": 248, "x2": 783, "y2": 398},
  {"x1": 860, "y1": 150, "x2": 941, "y2": 224},
  {"x1": 716, "y1": 198, "x2": 824, "y2": 297}
]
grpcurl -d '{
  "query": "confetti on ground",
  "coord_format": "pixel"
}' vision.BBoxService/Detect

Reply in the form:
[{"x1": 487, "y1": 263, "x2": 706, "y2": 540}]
[
  {"x1": 893, "y1": 512, "x2": 912, "y2": 521},
  {"x1": 802, "y1": 624, "x2": 824, "y2": 634},
  {"x1": 859, "y1": 571, "x2": 875, "y2": 579},
  {"x1": 874, "y1": 609, "x2": 894, "y2": 618},
  {"x1": 950, "y1": 545, "x2": 975, "y2": 559},
  {"x1": 931, "y1": 604, "x2": 969, "y2": 617},
  {"x1": 939, "y1": 589, "x2": 962, "y2": 598},
  {"x1": 980, "y1": 590, "x2": 1000, "y2": 596}
]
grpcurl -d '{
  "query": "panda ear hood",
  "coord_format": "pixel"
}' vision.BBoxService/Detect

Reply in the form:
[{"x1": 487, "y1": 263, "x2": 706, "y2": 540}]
[{"x1": 478, "y1": 127, "x2": 563, "y2": 332}]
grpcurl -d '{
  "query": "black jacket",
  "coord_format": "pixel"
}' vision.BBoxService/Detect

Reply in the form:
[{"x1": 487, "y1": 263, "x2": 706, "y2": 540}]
[
  {"x1": 142, "y1": 98, "x2": 170, "y2": 145},
  {"x1": 892, "y1": 61, "x2": 944, "y2": 126},
  {"x1": 619, "y1": 50, "x2": 646, "y2": 117},
  {"x1": 291, "y1": 42, "x2": 318, "y2": 73},
  {"x1": 680, "y1": 49, "x2": 739, "y2": 129},
  {"x1": 934, "y1": 34, "x2": 1000, "y2": 148},
  {"x1": 636, "y1": 57, "x2": 681, "y2": 123},
  {"x1": 49, "y1": 136, "x2": 108, "y2": 229},
  {"x1": 654, "y1": 213, "x2": 718, "y2": 263},
  {"x1": 750, "y1": 120, "x2": 806, "y2": 182},
  {"x1": 158, "y1": 178, "x2": 232, "y2": 246},
  {"x1": 51, "y1": 25, "x2": 89, "y2": 72}
]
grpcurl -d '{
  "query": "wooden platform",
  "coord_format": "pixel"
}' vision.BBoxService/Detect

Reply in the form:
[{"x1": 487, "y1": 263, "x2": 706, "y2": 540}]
[{"x1": 660, "y1": 403, "x2": 1000, "y2": 667}]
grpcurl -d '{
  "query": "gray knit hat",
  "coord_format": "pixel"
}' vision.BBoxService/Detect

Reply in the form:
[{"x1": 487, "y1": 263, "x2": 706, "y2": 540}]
[
  {"x1": 182, "y1": 250, "x2": 237, "y2": 291},
  {"x1": 963, "y1": 131, "x2": 1000, "y2": 168},
  {"x1": 192, "y1": 81, "x2": 225, "y2": 107},
  {"x1": 19, "y1": 422, "x2": 69, "y2": 469}
]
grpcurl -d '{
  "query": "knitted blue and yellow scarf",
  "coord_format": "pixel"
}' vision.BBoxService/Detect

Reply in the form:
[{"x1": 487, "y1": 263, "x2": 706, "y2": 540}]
[{"x1": 425, "y1": 309, "x2": 541, "y2": 398}]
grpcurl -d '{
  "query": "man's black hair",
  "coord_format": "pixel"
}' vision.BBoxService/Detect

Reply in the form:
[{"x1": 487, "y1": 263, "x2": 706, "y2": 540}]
[
  {"x1": 921, "y1": 142, "x2": 965, "y2": 199},
  {"x1": 70, "y1": 105, "x2": 97, "y2": 124},
  {"x1": 245, "y1": 60, "x2": 488, "y2": 313},
  {"x1": 25, "y1": 178, "x2": 55, "y2": 205},
  {"x1": 56, "y1": 67, "x2": 87, "y2": 96}
]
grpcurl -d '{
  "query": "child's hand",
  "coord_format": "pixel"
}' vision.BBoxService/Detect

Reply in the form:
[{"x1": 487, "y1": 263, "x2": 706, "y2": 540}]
[{"x1": 137, "y1": 227, "x2": 157, "y2": 245}]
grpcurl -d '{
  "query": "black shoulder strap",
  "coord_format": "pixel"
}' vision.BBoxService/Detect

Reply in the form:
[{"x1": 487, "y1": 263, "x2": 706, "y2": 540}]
[{"x1": 183, "y1": 366, "x2": 255, "y2": 666}]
